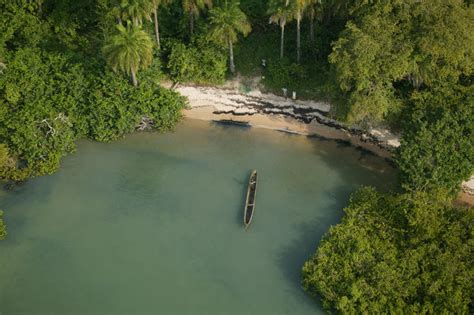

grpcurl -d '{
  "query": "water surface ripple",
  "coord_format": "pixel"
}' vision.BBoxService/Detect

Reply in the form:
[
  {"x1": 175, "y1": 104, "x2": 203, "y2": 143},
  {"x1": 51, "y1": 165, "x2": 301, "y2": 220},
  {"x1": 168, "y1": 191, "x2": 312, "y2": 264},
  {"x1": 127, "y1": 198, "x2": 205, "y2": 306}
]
[{"x1": 0, "y1": 119, "x2": 395, "y2": 315}]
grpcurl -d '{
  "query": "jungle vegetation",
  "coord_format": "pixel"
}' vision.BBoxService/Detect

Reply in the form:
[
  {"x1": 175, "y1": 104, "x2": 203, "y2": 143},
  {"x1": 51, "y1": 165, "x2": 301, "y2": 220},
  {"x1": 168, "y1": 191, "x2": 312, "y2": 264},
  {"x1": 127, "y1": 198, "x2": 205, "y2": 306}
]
[
  {"x1": 302, "y1": 187, "x2": 473, "y2": 313},
  {"x1": 0, "y1": 0, "x2": 473, "y2": 312}
]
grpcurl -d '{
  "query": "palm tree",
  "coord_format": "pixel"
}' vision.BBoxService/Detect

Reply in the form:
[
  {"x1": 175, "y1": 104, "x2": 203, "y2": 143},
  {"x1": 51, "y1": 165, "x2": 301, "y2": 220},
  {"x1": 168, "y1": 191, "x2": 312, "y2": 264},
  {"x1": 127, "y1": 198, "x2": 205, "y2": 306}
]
[
  {"x1": 102, "y1": 23, "x2": 154, "y2": 87},
  {"x1": 288, "y1": 0, "x2": 309, "y2": 63},
  {"x1": 182, "y1": 0, "x2": 213, "y2": 36},
  {"x1": 150, "y1": 0, "x2": 172, "y2": 49},
  {"x1": 121, "y1": 0, "x2": 153, "y2": 26},
  {"x1": 110, "y1": 0, "x2": 125, "y2": 24},
  {"x1": 268, "y1": 0, "x2": 295, "y2": 59},
  {"x1": 208, "y1": 0, "x2": 251, "y2": 73},
  {"x1": 306, "y1": 0, "x2": 322, "y2": 44}
]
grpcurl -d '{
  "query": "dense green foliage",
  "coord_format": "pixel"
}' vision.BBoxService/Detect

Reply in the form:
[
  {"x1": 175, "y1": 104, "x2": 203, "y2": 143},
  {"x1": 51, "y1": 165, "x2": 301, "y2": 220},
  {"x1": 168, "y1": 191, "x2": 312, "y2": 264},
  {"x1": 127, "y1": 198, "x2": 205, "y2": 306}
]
[
  {"x1": 0, "y1": 0, "x2": 187, "y2": 181},
  {"x1": 302, "y1": 187, "x2": 474, "y2": 313},
  {"x1": 397, "y1": 86, "x2": 474, "y2": 196},
  {"x1": 299, "y1": 2, "x2": 474, "y2": 311},
  {"x1": 0, "y1": 210, "x2": 6, "y2": 240},
  {"x1": 0, "y1": 144, "x2": 9, "y2": 172},
  {"x1": 208, "y1": 0, "x2": 252, "y2": 73},
  {"x1": 0, "y1": 1, "x2": 473, "y2": 310},
  {"x1": 329, "y1": 0, "x2": 473, "y2": 124},
  {"x1": 89, "y1": 71, "x2": 185, "y2": 142},
  {"x1": 166, "y1": 39, "x2": 227, "y2": 84},
  {"x1": 0, "y1": 46, "x2": 185, "y2": 180},
  {"x1": 0, "y1": 48, "x2": 87, "y2": 179},
  {"x1": 103, "y1": 23, "x2": 154, "y2": 87}
]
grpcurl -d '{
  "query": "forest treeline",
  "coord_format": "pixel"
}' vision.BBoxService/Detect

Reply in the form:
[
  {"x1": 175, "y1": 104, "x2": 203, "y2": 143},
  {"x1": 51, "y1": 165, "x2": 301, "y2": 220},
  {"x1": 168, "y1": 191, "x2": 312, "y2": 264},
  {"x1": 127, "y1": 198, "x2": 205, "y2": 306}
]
[
  {"x1": 0, "y1": 0, "x2": 473, "y2": 313},
  {"x1": 0, "y1": 0, "x2": 472, "y2": 189}
]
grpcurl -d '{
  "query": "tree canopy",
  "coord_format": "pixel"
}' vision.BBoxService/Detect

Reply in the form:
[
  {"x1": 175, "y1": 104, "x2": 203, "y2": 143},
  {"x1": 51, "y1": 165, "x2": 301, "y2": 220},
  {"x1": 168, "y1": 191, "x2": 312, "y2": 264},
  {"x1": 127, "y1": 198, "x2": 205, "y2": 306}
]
[
  {"x1": 0, "y1": 210, "x2": 6, "y2": 240},
  {"x1": 397, "y1": 85, "x2": 474, "y2": 196},
  {"x1": 103, "y1": 22, "x2": 154, "y2": 87},
  {"x1": 0, "y1": 4, "x2": 473, "y2": 312},
  {"x1": 302, "y1": 187, "x2": 474, "y2": 314},
  {"x1": 329, "y1": 0, "x2": 473, "y2": 124},
  {"x1": 0, "y1": 0, "x2": 187, "y2": 181},
  {"x1": 208, "y1": 0, "x2": 251, "y2": 73}
]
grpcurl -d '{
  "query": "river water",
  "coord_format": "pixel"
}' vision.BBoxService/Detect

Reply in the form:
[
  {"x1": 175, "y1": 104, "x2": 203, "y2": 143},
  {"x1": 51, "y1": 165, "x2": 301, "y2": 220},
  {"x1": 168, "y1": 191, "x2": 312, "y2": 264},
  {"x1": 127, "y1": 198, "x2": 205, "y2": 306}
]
[{"x1": 0, "y1": 119, "x2": 395, "y2": 314}]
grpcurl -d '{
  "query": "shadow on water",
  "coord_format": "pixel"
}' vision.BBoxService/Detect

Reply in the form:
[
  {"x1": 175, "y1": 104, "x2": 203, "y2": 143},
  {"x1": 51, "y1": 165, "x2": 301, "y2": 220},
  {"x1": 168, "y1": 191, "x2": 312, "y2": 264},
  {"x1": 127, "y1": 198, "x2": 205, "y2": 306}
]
[
  {"x1": 211, "y1": 120, "x2": 251, "y2": 129},
  {"x1": 276, "y1": 185, "x2": 352, "y2": 310},
  {"x1": 274, "y1": 133, "x2": 397, "y2": 310}
]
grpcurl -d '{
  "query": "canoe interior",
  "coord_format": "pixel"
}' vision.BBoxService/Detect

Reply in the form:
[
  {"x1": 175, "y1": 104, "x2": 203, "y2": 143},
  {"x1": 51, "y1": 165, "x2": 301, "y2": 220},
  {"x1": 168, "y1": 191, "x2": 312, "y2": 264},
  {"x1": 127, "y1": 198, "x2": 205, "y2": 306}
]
[{"x1": 244, "y1": 170, "x2": 258, "y2": 228}]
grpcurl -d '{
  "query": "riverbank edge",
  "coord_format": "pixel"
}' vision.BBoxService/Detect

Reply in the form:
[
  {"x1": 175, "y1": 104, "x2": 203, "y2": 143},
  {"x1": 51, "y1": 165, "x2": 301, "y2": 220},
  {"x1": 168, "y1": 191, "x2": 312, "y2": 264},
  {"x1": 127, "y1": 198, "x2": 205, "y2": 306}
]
[
  {"x1": 167, "y1": 82, "x2": 401, "y2": 158},
  {"x1": 168, "y1": 83, "x2": 473, "y2": 206},
  {"x1": 184, "y1": 105, "x2": 395, "y2": 159}
]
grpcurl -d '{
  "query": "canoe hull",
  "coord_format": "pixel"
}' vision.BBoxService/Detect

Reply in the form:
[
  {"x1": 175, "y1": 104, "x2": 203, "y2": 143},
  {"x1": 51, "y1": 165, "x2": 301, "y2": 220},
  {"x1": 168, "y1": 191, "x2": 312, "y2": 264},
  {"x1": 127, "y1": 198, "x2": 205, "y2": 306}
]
[{"x1": 244, "y1": 170, "x2": 258, "y2": 229}]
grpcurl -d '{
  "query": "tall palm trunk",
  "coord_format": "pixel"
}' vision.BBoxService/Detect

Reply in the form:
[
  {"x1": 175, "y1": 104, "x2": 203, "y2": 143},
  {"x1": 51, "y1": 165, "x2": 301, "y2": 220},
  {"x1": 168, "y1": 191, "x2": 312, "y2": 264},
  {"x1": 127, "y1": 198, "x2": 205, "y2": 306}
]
[
  {"x1": 131, "y1": 68, "x2": 138, "y2": 87},
  {"x1": 309, "y1": 10, "x2": 315, "y2": 43},
  {"x1": 153, "y1": 4, "x2": 160, "y2": 49},
  {"x1": 229, "y1": 40, "x2": 235, "y2": 73},
  {"x1": 296, "y1": 14, "x2": 301, "y2": 63},
  {"x1": 280, "y1": 24, "x2": 285, "y2": 59}
]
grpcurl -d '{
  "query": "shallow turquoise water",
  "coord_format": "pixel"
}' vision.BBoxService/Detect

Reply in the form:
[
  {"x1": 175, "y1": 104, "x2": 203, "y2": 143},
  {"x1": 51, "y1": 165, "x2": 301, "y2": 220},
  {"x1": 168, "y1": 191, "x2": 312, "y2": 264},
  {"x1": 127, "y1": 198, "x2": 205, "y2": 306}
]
[{"x1": 0, "y1": 119, "x2": 395, "y2": 315}]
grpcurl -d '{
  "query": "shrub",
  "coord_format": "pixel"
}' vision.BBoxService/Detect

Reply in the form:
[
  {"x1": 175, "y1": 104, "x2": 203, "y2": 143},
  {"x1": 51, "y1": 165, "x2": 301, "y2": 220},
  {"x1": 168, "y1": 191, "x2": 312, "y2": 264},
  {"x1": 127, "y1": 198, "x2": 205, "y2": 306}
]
[
  {"x1": 0, "y1": 48, "x2": 87, "y2": 179},
  {"x1": 87, "y1": 71, "x2": 186, "y2": 142},
  {"x1": 166, "y1": 40, "x2": 226, "y2": 85},
  {"x1": 397, "y1": 86, "x2": 474, "y2": 196},
  {"x1": 263, "y1": 58, "x2": 305, "y2": 93},
  {"x1": 0, "y1": 210, "x2": 6, "y2": 240},
  {"x1": 302, "y1": 187, "x2": 474, "y2": 314}
]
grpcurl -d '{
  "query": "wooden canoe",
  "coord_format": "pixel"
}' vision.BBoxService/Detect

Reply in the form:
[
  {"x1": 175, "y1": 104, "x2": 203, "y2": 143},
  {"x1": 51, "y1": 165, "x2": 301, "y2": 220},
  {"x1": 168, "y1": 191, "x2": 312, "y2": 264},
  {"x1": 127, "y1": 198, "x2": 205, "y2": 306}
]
[{"x1": 244, "y1": 170, "x2": 258, "y2": 229}]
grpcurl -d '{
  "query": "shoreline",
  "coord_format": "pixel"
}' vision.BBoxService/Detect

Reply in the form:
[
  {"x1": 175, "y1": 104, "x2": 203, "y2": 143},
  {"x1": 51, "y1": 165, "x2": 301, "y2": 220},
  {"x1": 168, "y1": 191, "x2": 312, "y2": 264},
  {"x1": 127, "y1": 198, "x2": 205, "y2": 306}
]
[
  {"x1": 172, "y1": 83, "x2": 474, "y2": 205},
  {"x1": 184, "y1": 106, "x2": 395, "y2": 159},
  {"x1": 174, "y1": 83, "x2": 401, "y2": 159}
]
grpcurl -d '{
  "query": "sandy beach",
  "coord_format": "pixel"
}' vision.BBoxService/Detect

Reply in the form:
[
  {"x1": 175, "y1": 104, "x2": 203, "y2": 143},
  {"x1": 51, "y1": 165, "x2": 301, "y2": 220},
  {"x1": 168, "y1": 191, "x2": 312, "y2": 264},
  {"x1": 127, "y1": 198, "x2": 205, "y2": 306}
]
[
  {"x1": 172, "y1": 83, "x2": 401, "y2": 157},
  {"x1": 184, "y1": 105, "x2": 396, "y2": 158},
  {"x1": 168, "y1": 82, "x2": 474, "y2": 205}
]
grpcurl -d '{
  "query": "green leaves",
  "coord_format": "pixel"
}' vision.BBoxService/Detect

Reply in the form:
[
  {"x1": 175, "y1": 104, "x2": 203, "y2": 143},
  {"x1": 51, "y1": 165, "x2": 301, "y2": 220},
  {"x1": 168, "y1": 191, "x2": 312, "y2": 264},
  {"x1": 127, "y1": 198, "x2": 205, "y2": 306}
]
[
  {"x1": 329, "y1": 0, "x2": 473, "y2": 125},
  {"x1": 0, "y1": 46, "x2": 185, "y2": 180},
  {"x1": 88, "y1": 71, "x2": 186, "y2": 142},
  {"x1": 120, "y1": 0, "x2": 154, "y2": 26},
  {"x1": 0, "y1": 48, "x2": 88, "y2": 180},
  {"x1": 268, "y1": 0, "x2": 295, "y2": 27},
  {"x1": 102, "y1": 22, "x2": 154, "y2": 85},
  {"x1": 208, "y1": 0, "x2": 251, "y2": 46},
  {"x1": 0, "y1": 210, "x2": 6, "y2": 240},
  {"x1": 166, "y1": 40, "x2": 227, "y2": 84},
  {"x1": 302, "y1": 188, "x2": 474, "y2": 314},
  {"x1": 396, "y1": 85, "x2": 474, "y2": 196}
]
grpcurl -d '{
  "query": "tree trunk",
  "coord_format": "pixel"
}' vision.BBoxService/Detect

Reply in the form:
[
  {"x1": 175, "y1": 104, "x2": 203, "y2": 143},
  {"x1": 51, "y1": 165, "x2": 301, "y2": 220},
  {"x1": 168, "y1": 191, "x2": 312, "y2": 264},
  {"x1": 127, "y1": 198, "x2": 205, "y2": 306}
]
[
  {"x1": 297, "y1": 15, "x2": 301, "y2": 63},
  {"x1": 189, "y1": 13, "x2": 194, "y2": 37},
  {"x1": 131, "y1": 68, "x2": 138, "y2": 87},
  {"x1": 117, "y1": 17, "x2": 122, "y2": 25},
  {"x1": 280, "y1": 24, "x2": 285, "y2": 59},
  {"x1": 229, "y1": 40, "x2": 235, "y2": 73},
  {"x1": 153, "y1": 5, "x2": 160, "y2": 49},
  {"x1": 309, "y1": 11, "x2": 315, "y2": 44}
]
